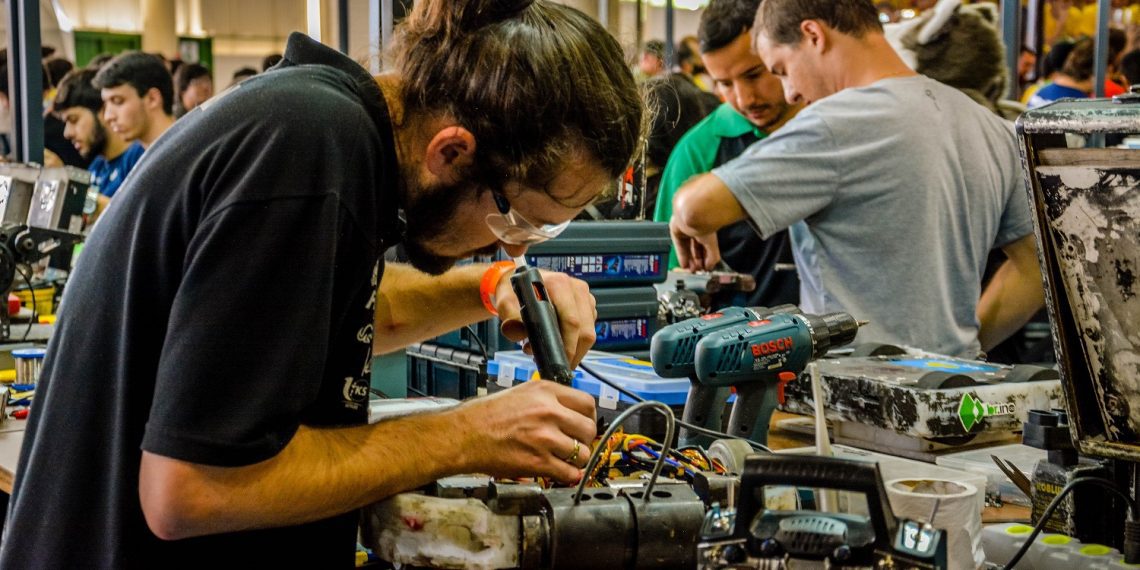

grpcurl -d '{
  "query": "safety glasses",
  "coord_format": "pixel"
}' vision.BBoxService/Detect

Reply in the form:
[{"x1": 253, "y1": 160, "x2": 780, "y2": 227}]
[{"x1": 485, "y1": 191, "x2": 570, "y2": 246}]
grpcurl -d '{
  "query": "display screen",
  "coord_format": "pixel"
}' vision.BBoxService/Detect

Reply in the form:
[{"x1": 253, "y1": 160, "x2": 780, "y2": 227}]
[
  {"x1": 528, "y1": 254, "x2": 663, "y2": 280},
  {"x1": 595, "y1": 318, "x2": 651, "y2": 347},
  {"x1": 899, "y1": 520, "x2": 937, "y2": 555}
]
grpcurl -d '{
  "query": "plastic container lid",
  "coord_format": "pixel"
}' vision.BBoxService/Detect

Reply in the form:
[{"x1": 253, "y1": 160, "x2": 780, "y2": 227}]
[
  {"x1": 11, "y1": 348, "x2": 46, "y2": 359},
  {"x1": 487, "y1": 350, "x2": 690, "y2": 406}
]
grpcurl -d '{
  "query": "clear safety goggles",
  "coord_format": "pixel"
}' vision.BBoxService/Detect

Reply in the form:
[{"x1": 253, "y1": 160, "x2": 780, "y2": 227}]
[{"x1": 485, "y1": 191, "x2": 570, "y2": 246}]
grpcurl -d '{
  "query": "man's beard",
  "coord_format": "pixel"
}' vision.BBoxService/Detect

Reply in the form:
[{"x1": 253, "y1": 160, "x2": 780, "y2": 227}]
[
  {"x1": 402, "y1": 180, "x2": 499, "y2": 275},
  {"x1": 88, "y1": 118, "x2": 108, "y2": 158}
]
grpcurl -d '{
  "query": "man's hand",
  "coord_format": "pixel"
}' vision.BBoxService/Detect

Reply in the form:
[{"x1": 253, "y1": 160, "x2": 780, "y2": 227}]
[
  {"x1": 454, "y1": 380, "x2": 598, "y2": 483},
  {"x1": 670, "y1": 219, "x2": 721, "y2": 272},
  {"x1": 493, "y1": 270, "x2": 597, "y2": 367},
  {"x1": 668, "y1": 173, "x2": 746, "y2": 271}
]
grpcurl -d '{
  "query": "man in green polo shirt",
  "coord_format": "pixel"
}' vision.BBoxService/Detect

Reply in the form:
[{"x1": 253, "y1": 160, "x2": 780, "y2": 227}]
[{"x1": 654, "y1": 0, "x2": 802, "y2": 308}]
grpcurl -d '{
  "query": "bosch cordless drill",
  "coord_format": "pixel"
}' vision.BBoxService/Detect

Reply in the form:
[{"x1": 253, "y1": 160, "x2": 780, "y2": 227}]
[
  {"x1": 694, "y1": 311, "x2": 861, "y2": 445},
  {"x1": 650, "y1": 305, "x2": 800, "y2": 447}
]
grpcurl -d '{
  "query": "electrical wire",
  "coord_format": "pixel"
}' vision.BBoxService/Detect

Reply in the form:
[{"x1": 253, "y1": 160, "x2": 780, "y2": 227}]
[
  {"x1": 574, "y1": 400, "x2": 675, "y2": 505},
  {"x1": 464, "y1": 325, "x2": 490, "y2": 361},
  {"x1": 17, "y1": 265, "x2": 34, "y2": 341},
  {"x1": 578, "y1": 361, "x2": 773, "y2": 453},
  {"x1": 1002, "y1": 477, "x2": 1138, "y2": 570}
]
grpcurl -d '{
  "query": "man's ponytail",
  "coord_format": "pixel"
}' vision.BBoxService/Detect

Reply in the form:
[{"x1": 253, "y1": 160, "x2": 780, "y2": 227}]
[{"x1": 400, "y1": 0, "x2": 535, "y2": 46}]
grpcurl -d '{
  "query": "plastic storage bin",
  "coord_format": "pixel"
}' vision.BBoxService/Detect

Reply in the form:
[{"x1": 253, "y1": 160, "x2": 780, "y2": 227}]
[
  {"x1": 405, "y1": 343, "x2": 486, "y2": 400},
  {"x1": 592, "y1": 287, "x2": 660, "y2": 352},
  {"x1": 936, "y1": 443, "x2": 1046, "y2": 507},
  {"x1": 487, "y1": 350, "x2": 690, "y2": 440},
  {"x1": 524, "y1": 221, "x2": 670, "y2": 287}
]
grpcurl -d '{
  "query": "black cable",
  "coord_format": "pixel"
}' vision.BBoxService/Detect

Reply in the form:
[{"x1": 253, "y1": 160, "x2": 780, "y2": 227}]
[
  {"x1": 1003, "y1": 477, "x2": 1138, "y2": 570},
  {"x1": 578, "y1": 361, "x2": 773, "y2": 453},
  {"x1": 17, "y1": 266, "x2": 34, "y2": 341},
  {"x1": 464, "y1": 325, "x2": 489, "y2": 361}
]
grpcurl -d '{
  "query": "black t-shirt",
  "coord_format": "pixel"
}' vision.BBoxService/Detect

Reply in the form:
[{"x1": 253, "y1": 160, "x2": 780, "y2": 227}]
[
  {"x1": 0, "y1": 33, "x2": 402, "y2": 568},
  {"x1": 712, "y1": 134, "x2": 800, "y2": 309}
]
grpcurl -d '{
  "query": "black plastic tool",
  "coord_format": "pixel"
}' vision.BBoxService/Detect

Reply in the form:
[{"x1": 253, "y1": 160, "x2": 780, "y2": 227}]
[{"x1": 510, "y1": 266, "x2": 575, "y2": 385}]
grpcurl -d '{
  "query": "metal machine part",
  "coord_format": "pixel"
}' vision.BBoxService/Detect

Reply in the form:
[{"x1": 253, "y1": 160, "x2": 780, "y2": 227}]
[
  {"x1": 0, "y1": 223, "x2": 82, "y2": 340},
  {"x1": 650, "y1": 304, "x2": 800, "y2": 447},
  {"x1": 657, "y1": 279, "x2": 702, "y2": 324},
  {"x1": 692, "y1": 312, "x2": 861, "y2": 445},
  {"x1": 697, "y1": 454, "x2": 947, "y2": 570},
  {"x1": 361, "y1": 479, "x2": 709, "y2": 569},
  {"x1": 655, "y1": 270, "x2": 758, "y2": 315}
]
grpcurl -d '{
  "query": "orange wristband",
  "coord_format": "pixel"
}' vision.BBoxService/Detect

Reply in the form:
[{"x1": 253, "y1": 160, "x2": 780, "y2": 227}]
[{"x1": 480, "y1": 261, "x2": 516, "y2": 316}]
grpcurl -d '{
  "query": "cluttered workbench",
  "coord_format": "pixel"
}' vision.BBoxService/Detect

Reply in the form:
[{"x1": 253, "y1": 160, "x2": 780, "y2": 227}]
[
  {"x1": 383, "y1": 223, "x2": 1075, "y2": 569},
  {"x1": 380, "y1": 95, "x2": 1140, "y2": 568}
]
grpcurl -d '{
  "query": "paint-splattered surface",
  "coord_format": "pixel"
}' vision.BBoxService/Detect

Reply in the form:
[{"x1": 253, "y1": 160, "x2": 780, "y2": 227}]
[
  {"x1": 1036, "y1": 165, "x2": 1140, "y2": 442},
  {"x1": 781, "y1": 357, "x2": 1063, "y2": 440}
]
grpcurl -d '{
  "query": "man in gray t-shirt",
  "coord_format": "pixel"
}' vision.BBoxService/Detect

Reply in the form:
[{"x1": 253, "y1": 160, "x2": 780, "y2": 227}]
[{"x1": 669, "y1": 0, "x2": 1044, "y2": 357}]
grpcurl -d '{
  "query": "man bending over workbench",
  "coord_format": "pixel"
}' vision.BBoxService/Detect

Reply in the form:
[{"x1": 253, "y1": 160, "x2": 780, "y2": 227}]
[{"x1": 0, "y1": 1, "x2": 644, "y2": 567}]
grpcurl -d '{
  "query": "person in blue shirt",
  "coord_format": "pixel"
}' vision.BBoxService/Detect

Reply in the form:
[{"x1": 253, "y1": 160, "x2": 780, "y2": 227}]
[
  {"x1": 52, "y1": 67, "x2": 145, "y2": 216},
  {"x1": 1028, "y1": 38, "x2": 1093, "y2": 109}
]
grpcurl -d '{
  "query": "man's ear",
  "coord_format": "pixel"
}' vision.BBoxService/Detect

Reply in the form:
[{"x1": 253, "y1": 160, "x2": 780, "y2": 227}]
[
  {"x1": 423, "y1": 125, "x2": 477, "y2": 185},
  {"x1": 801, "y1": 20, "x2": 829, "y2": 54},
  {"x1": 143, "y1": 87, "x2": 164, "y2": 112}
]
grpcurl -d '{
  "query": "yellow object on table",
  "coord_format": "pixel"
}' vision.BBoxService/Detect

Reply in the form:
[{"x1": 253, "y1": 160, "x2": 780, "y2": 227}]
[
  {"x1": 12, "y1": 286, "x2": 54, "y2": 317},
  {"x1": 0, "y1": 370, "x2": 15, "y2": 383}
]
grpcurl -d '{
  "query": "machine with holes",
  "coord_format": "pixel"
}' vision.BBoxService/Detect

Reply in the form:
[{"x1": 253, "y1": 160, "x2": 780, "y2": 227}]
[
  {"x1": 778, "y1": 354, "x2": 1065, "y2": 460},
  {"x1": 360, "y1": 401, "x2": 717, "y2": 569}
]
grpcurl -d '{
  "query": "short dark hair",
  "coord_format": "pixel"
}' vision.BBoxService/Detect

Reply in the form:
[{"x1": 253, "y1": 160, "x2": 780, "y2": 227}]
[
  {"x1": 756, "y1": 0, "x2": 882, "y2": 46},
  {"x1": 1061, "y1": 38, "x2": 1095, "y2": 82},
  {"x1": 646, "y1": 74, "x2": 716, "y2": 168},
  {"x1": 644, "y1": 39, "x2": 666, "y2": 59},
  {"x1": 1110, "y1": 28, "x2": 1127, "y2": 62},
  {"x1": 52, "y1": 68, "x2": 103, "y2": 114},
  {"x1": 1042, "y1": 39, "x2": 1076, "y2": 78},
  {"x1": 262, "y1": 53, "x2": 283, "y2": 72},
  {"x1": 85, "y1": 53, "x2": 115, "y2": 70},
  {"x1": 45, "y1": 57, "x2": 74, "y2": 89},
  {"x1": 174, "y1": 63, "x2": 211, "y2": 98},
  {"x1": 92, "y1": 51, "x2": 174, "y2": 116},
  {"x1": 700, "y1": 0, "x2": 761, "y2": 53},
  {"x1": 232, "y1": 67, "x2": 258, "y2": 81},
  {"x1": 676, "y1": 37, "x2": 697, "y2": 65},
  {"x1": 1122, "y1": 49, "x2": 1140, "y2": 87},
  {"x1": 390, "y1": 0, "x2": 645, "y2": 195}
]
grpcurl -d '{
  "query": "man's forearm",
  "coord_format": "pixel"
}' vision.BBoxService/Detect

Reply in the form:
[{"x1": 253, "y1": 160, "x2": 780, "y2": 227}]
[
  {"x1": 139, "y1": 411, "x2": 469, "y2": 540},
  {"x1": 373, "y1": 263, "x2": 492, "y2": 354},
  {"x1": 139, "y1": 380, "x2": 599, "y2": 541},
  {"x1": 978, "y1": 236, "x2": 1046, "y2": 351},
  {"x1": 672, "y1": 173, "x2": 748, "y2": 236}
]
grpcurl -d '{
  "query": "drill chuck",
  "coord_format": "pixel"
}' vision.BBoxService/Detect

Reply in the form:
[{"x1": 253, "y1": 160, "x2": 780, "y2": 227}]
[{"x1": 804, "y1": 312, "x2": 861, "y2": 358}]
